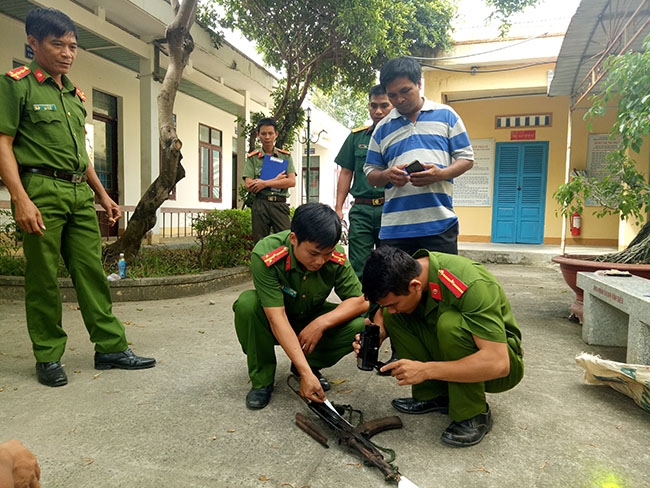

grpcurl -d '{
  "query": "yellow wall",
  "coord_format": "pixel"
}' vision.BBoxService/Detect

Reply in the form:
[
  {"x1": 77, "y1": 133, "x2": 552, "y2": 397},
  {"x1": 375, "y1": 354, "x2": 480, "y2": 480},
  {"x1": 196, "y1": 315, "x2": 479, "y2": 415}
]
[{"x1": 423, "y1": 63, "x2": 648, "y2": 247}]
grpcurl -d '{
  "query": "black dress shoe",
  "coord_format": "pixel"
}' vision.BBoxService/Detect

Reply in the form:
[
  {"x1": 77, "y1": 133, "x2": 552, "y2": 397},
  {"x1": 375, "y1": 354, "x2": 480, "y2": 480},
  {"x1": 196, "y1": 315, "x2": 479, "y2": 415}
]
[
  {"x1": 290, "y1": 364, "x2": 331, "y2": 391},
  {"x1": 441, "y1": 404, "x2": 492, "y2": 447},
  {"x1": 246, "y1": 385, "x2": 273, "y2": 409},
  {"x1": 36, "y1": 361, "x2": 68, "y2": 387},
  {"x1": 391, "y1": 396, "x2": 449, "y2": 414},
  {"x1": 94, "y1": 348, "x2": 156, "y2": 370}
]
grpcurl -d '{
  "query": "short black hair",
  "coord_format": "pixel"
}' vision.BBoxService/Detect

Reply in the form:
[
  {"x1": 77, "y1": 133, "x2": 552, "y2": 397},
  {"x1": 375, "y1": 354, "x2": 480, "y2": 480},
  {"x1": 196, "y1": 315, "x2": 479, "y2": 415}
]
[
  {"x1": 26, "y1": 8, "x2": 77, "y2": 42},
  {"x1": 256, "y1": 118, "x2": 278, "y2": 133},
  {"x1": 379, "y1": 57, "x2": 422, "y2": 89},
  {"x1": 368, "y1": 84, "x2": 386, "y2": 100},
  {"x1": 291, "y1": 203, "x2": 341, "y2": 249},
  {"x1": 362, "y1": 246, "x2": 421, "y2": 302}
]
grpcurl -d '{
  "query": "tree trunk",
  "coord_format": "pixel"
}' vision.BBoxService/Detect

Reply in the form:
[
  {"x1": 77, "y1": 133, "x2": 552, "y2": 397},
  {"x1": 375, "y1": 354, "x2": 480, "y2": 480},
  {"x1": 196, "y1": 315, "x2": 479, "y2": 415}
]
[
  {"x1": 594, "y1": 221, "x2": 650, "y2": 264},
  {"x1": 105, "y1": 0, "x2": 197, "y2": 262}
]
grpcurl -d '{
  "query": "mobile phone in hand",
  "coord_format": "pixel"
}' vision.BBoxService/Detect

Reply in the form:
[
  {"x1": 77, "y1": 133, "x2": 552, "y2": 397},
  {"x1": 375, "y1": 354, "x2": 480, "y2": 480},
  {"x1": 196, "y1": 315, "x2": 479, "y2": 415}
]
[{"x1": 405, "y1": 160, "x2": 425, "y2": 174}]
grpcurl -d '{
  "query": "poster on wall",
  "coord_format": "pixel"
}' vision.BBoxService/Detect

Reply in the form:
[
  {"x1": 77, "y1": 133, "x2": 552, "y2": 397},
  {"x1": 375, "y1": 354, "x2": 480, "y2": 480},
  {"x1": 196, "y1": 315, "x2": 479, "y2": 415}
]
[
  {"x1": 585, "y1": 133, "x2": 621, "y2": 206},
  {"x1": 454, "y1": 138, "x2": 494, "y2": 207}
]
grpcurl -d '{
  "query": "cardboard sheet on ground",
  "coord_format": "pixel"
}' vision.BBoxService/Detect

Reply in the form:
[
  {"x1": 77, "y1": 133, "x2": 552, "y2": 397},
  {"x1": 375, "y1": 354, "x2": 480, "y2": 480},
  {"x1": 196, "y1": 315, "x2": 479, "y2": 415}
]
[{"x1": 575, "y1": 353, "x2": 650, "y2": 414}]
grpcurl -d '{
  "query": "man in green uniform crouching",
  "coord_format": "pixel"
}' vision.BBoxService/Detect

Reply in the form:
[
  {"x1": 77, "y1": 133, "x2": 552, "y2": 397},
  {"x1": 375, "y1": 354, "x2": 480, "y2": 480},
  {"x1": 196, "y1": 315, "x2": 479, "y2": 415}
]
[
  {"x1": 233, "y1": 203, "x2": 368, "y2": 409},
  {"x1": 0, "y1": 8, "x2": 155, "y2": 387},
  {"x1": 358, "y1": 246, "x2": 524, "y2": 446}
]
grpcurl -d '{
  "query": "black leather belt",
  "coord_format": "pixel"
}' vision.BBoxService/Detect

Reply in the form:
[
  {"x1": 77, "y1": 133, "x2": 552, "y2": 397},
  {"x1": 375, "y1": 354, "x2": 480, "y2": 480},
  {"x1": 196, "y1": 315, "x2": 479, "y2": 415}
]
[
  {"x1": 20, "y1": 166, "x2": 88, "y2": 184},
  {"x1": 354, "y1": 197, "x2": 384, "y2": 206},
  {"x1": 257, "y1": 194, "x2": 286, "y2": 203}
]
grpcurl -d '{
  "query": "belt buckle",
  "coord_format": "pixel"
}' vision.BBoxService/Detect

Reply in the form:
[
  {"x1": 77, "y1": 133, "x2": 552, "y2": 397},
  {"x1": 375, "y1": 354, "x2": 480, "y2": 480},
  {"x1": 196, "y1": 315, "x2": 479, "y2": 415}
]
[
  {"x1": 268, "y1": 195, "x2": 277, "y2": 202},
  {"x1": 372, "y1": 198, "x2": 382, "y2": 206},
  {"x1": 71, "y1": 173, "x2": 84, "y2": 184}
]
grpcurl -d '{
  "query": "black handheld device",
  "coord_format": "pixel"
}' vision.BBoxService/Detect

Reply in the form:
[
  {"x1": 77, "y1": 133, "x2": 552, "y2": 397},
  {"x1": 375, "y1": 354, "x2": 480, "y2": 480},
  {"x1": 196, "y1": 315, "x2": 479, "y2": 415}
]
[
  {"x1": 405, "y1": 160, "x2": 425, "y2": 174},
  {"x1": 357, "y1": 323, "x2": 384, "y2": 371}
]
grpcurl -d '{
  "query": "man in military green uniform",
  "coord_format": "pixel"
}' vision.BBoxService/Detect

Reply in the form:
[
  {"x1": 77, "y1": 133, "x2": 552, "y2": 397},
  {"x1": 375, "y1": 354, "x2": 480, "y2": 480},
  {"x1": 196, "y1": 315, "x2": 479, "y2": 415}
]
[
  {"x1": 358, "y1": 246, "x2": 524, "y2": 447},
  {"x1": 334, "y1": 85, "x2": 392, "y2": 279},
  {"x1": 243, "y1": 118, "x2": 296, "y2": 242},
  {"x1": 233, "y1": 203, "x2": 368, "y2": 409},
  {"x1": 0, "y1": 8, "x2": 155, "y2": 387}
]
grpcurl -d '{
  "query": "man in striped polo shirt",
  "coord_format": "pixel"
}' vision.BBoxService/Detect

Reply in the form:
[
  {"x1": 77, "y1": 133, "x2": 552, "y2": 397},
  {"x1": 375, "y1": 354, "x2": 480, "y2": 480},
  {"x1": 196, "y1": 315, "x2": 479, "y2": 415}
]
[{"x1": 364, "y1": 56, "x2": 474, "y2": 256}]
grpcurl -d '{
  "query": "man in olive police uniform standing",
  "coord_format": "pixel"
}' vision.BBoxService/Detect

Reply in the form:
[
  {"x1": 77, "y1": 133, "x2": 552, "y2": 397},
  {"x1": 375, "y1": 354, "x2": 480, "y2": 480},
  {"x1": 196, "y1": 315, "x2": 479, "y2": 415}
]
[
  {"x1": 0, "y1": 8, "x2": 155, "y2": 387},
  {"x1": 359, "y1": 246, "x2": 524, "y2": 447},
  {"x1": 334, "y1": 85, "x2": 393, "y2": 279},
  {"x1": 233, "y1": 203, "x2": 368, "y2": 409},
  {"x1": 243, "y1": 118, "x2": 296, "y2": 242}
]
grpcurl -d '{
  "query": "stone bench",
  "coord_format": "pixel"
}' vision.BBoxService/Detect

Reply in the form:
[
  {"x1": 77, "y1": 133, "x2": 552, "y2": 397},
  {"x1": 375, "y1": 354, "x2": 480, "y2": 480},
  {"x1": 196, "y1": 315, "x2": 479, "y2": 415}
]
[{"x1": 577, "y1": 271, "x2": 650, "y2": 365}]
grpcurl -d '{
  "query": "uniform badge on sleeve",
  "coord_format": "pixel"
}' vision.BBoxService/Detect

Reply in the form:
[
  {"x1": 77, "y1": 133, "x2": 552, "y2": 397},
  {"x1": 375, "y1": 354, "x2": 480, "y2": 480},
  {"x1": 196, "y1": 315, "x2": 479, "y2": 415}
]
[
  {"x1": 438, "y1": 269, "x2": 468, "y2": 298},
  {"x1": 330, "y1": 251, "x2": 346, "y2": 265},
  {"x1": 261, "y1": 246, "x2": 289, "y2": 267}
]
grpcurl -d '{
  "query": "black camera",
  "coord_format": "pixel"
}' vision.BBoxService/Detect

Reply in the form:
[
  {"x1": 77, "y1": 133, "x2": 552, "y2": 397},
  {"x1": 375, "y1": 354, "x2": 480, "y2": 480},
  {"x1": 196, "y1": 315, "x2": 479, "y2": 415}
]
[{"x1": 357, "y1": 323, "x2": 384, "y2": 371}]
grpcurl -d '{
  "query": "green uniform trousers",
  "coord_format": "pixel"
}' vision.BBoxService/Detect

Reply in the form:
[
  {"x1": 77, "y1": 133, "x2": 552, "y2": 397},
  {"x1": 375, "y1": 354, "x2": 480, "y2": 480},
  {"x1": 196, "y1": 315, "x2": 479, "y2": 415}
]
[
  {"x1": 233, "y1": 289, "x2": 365, "y2": 389},
  {"x1": 251, "y1": 197, "x2": 291, "y2": 242},
  {"x1": 347, "y1": 203, "x2": 382, "y2": 279},
  {"x1": 19, "y1": 175, "x2": 128, "y2": 362},
  {"x1": 385, "y1": 305, "x2": 524, "y2": 422}
]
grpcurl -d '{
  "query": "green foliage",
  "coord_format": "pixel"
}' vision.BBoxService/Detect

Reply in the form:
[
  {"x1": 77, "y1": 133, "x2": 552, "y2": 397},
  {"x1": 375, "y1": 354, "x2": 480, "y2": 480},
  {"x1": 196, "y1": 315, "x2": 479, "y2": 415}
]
[
  {"x1": 193, "y1": 208, "x2": 254, "y2": 269},
  {"x1": 311, "y1": 85, "x2": 370, "y2": 129},
  {"x1": 213, "y1": 0, "x2": 455, "y2": 147},
  {"x1": 554, "y1": 34, "x2": 650, "y2": 227},
  {"x1": 123, "y1": 247, "x2": 202, "y2": 277},
  {"x1": 485, "y1": 0, "x2": 540, "y2": 36},
  {"x1": 0, "y1": 210, "x2": 24, "y2": 275}
]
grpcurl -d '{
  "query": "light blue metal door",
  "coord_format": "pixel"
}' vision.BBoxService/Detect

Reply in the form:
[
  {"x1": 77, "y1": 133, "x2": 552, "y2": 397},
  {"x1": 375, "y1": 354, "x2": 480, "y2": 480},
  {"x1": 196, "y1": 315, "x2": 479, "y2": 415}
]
[{"x1": 491, "y1": 142, "x2": 548, "y2": 244}]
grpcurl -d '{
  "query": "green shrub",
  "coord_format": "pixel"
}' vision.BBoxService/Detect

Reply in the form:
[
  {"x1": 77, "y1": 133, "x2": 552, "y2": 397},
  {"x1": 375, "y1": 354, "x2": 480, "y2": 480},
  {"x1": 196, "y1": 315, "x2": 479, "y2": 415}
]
[{"x1": 193, "y1": 208, "x2": 254, "y2": 269}]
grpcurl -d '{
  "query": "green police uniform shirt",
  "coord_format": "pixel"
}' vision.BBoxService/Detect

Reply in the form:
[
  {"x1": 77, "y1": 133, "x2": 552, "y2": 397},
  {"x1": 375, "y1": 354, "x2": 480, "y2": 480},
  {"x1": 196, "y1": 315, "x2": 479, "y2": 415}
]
[
  {"x1": 251, "y1": 230, "x2": 362, "y2": 319},
  {"x1": 243, "y1": 148, "x2": 296, "y2": 198},
  {"x1": 334, "y1": 126, "x2": 384, "y2": 200},
  {"x1": 0, "y1": 61, "x2": 89, "y2": 173},
  {"x1": 390, "y1": 250, "x2": 523, "y2": 353}
]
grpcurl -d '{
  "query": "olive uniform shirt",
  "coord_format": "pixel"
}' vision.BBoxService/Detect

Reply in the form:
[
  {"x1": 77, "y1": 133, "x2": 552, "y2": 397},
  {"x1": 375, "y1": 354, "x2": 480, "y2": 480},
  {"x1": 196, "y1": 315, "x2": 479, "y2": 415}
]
[
  {"x1": 0, "y1": 61, "x2": 88, "y2": 172},
  {"x1": 243, "y1": 148, "x2": 296, "y2": 198},
  {"x1": 334, "y1": 126, "x2": 384, "y2": 200},
  {"x1": 251, "y1": 230, "x2": 362, "y2": 319}
]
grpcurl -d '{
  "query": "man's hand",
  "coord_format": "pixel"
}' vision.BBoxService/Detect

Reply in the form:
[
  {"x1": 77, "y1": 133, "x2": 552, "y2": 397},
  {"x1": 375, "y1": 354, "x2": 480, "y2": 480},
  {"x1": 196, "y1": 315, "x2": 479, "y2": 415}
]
[
  {"x1": 0, "y1": 439, "x2": 41, "y2": 488},
  {"x1": 385, "y1": 166, "x2": 411, "y2": 187},
  {"x1": 408, "y1": 163, "x2": 445, "y2": 186},
  {"x1": 12, "y1": 198, "x2": 45, "y2": 236},
  {"x1": 297, "y1": 320, "x2": 325, "y2": 355},
  {"x1": 379, "y1": 359, "x2": 429, "y2": 386},
  {"x1": 97, "y1": 194, "x2": 121, "y2": 226},
  {"x1": 299, "y1": 371, "x2": 326, "y2": 403}
]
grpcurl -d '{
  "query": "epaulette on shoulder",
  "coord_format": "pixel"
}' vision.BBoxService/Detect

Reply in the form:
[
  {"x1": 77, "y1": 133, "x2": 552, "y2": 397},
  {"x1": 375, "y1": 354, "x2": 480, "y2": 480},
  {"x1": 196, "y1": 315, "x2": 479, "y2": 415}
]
[
  {"x1": 261, "y1": 246, "x2": 289, "y2": 267},
  {"x1": 276, "y1": 148, "x2": 291, "y2": 155},
  {"x1": 330, "y1": 251, "x2": 346, "y2": 265},
  {"x1": 247, "y1": 149, "x2": 262, "y2": 158},
  {"x1": 75, "y1": 86, "x2": 86, "y2": 102},
  {"x1": 6, "y1": 66, "x2": 30, "y2": 81},
  {"x1": 438, "y1": 269, "x2": 468, "y2": 299},
  {"x1": 352, "y1": 125, "x2": 370, "y2": 133}
]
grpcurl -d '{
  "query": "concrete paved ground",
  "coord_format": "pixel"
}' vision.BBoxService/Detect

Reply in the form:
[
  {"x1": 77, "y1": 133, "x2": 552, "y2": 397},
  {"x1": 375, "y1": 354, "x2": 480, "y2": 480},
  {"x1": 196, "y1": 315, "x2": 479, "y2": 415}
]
[{"x1": 1, "y1": 262, "x2": 648, "y2": 488}]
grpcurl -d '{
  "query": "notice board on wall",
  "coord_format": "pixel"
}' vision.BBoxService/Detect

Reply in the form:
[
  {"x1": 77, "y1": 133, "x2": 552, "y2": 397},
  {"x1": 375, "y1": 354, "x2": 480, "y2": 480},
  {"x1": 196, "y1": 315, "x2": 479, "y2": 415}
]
[
  {"x1": 454, "y1": 138, "x2": 494, "y2": 207},
  {"x1": 585, "y1": 134, "x2": 621, "y2": 206}
]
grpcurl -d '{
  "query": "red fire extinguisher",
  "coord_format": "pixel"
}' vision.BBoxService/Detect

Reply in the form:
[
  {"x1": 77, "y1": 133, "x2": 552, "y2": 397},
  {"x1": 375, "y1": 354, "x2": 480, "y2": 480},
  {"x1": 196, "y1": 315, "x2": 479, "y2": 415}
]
[{"x1": 571, "y1": 211, "x2": 581, "y2": 236}]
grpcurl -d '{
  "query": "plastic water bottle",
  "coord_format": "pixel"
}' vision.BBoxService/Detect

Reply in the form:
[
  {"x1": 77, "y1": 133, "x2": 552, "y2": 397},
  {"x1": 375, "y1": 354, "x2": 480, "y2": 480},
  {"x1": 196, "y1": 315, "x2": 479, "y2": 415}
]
[{"x1": 117, "y1": 253, "x2": 127, "y2": 279}]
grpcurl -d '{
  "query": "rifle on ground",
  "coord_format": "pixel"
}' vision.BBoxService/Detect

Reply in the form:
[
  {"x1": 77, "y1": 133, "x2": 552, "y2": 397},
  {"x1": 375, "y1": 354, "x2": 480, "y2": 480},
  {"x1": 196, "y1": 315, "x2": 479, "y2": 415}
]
[{"x1": 288, "y1": 375, "x2": 420, "y2": 487}]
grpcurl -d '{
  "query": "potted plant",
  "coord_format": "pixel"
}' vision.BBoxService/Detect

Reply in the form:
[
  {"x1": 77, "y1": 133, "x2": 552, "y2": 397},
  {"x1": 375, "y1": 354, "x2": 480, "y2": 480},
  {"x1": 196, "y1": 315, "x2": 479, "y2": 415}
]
[{"x1": 552, "y1": 34, "x2": 650, "y2": 322}]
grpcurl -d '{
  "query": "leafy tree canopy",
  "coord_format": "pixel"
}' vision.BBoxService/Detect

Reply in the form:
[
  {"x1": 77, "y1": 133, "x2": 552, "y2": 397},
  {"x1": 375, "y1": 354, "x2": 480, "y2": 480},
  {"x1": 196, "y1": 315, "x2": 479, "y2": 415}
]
[{"x1": 310, "y1": 85, "x2": 370, "y2": 129}]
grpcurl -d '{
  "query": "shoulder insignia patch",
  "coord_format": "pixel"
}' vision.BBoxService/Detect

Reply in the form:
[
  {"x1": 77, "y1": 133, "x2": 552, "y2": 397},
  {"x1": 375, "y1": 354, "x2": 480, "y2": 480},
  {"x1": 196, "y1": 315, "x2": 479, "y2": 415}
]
[
  {"x1": 262, "y1": 246, "x2": 289, "y2": 267},
  {"x1": 75, "y1": 86, "x2": 86, "y2": 102},
  {"x1": 247, "y1": 150, "x2": 262, "y2": 158},
  {"x1": 352, "y1": 125, "x2": 370, "y2": 133},
  {"x1": 438, "y1": 269, "x2": 468, "y2": 299},
  {"x1": 6, "y1": 66, "x2": 30, "y2": 80},
  {"x1": 330, "y1": 251, "x2": 346, "y2": 265},
  {"x1": 276, "y1": 148, "x2": 290, "y2": 155},
  {"x1": 429, "y1": 282, "x2": 442, "y2": 301},
  {"x1": 33, "y1": 69, "x2": 46, "y2": 83}
]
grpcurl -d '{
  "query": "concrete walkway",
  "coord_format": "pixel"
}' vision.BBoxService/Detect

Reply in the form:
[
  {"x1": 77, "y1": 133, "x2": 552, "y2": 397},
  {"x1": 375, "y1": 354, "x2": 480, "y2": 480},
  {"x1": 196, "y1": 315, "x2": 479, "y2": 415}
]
[{"x1": 1, "y1": 260, "x2": 648, "y2": 488}]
